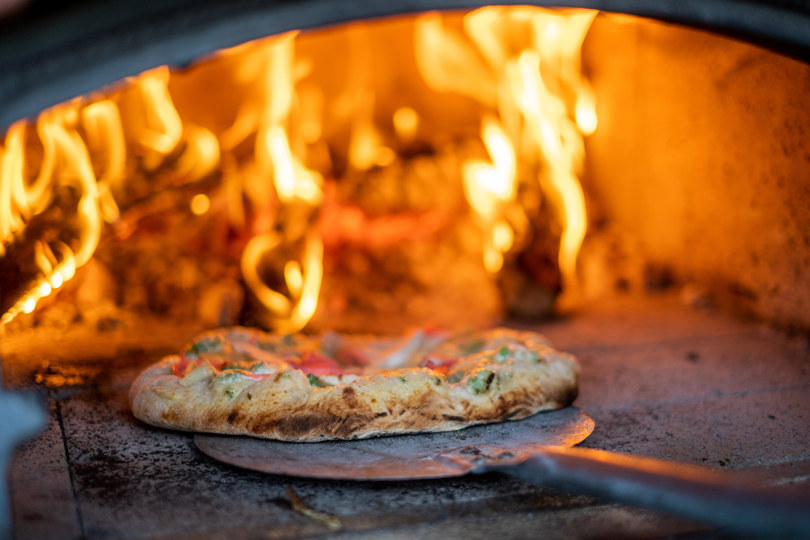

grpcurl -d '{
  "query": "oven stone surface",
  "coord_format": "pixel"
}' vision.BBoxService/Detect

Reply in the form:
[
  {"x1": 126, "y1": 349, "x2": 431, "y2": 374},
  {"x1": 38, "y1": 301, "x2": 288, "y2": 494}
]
[
  {"x1": 7, "y1": 294, "x2": 810, "y2": 539},
  {"x1": 7, "y1": 399, "x2": 79, "y2": 540}
]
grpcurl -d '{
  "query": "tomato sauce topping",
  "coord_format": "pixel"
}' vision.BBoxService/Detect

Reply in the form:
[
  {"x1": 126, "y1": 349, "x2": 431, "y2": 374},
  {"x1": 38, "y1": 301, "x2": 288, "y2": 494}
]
[
  {"x1": 172, "y1": 355, "x2": 196, "y2": 377},
  {"x1": 173, "y1": 354, "x2": 232, "y2": 378},
  {"x1": 420, "y1": 355, "x2": 459, "y2": 375},
  {"x1": 293, "y1": 350, "x2": 347, "y2": 376},
  {"x1": 173, "y1": 335, "x2": 463, "y2": 381},
  {"x1": 334, "y1": 346, "x2": 371, "y2": 367}
]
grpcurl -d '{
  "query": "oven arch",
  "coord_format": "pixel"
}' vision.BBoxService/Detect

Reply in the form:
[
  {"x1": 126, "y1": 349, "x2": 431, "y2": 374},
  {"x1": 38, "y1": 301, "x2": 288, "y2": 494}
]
[{"x1": 1, "y1": 0, "x2": 809, "y2": 128}]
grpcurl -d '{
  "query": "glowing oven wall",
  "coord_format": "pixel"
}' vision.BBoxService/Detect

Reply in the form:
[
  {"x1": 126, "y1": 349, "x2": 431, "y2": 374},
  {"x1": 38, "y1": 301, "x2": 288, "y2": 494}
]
[{"x1": 582, "y1": 16, "x2": 810, "y2": 330}]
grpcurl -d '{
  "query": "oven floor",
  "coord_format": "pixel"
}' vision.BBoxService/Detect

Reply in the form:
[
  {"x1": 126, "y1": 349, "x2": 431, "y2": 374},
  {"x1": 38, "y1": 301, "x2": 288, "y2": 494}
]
[{"x1": 6, "y1": 294, "x2": 810, "y2": 539}]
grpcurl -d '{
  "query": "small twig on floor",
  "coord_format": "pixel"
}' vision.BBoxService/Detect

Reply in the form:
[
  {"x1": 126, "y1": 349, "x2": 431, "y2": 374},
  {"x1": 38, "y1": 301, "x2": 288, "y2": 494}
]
[{"x1": 286, "y1": 486, "x2": 342, "y2": 531}]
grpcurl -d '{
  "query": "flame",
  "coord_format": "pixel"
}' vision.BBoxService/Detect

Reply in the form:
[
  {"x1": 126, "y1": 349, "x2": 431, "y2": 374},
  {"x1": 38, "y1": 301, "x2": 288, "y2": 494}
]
[
  {"x1": 2, "y1": 8, "x2": 596, "y2": 328},
  {"x1": 0, "y1": 105, "x2": 103, "y2": 322},
  {"x1": 241, "y1": 232, "x2": 323, "y2": 333},
  {"x1": 462, "y1": 118, "x2": 518, "y2": 273},
  {"x1": 1, "y1": 241, "x2": 74, "y2": 325},
  {"x1": 253, "y1": 33, "x2": 322, "y2": 207},
  {"x1": 261, "y1": 126, "x2": 323, "y2": 205},
  {"x1": 237, "y1": 32, "x2": 324, "y2": 332},
  {"x1": 393, "y1": 107, "x2": 419, "y2": 143},
  {"x1": 1, "y1": 122, "x2": 52, "y2": 252},
  {"x1": 133, "y1": 67, "x2": 183, "y2": 169},
  {"x1": 0, "y1": 64, "x2": 223, "y2": 325},
  {"x1": 416, "y1": 7, "x2": 596, "y2": 285},
  {"x1": 82, "y1": 101, "x2": 125, "y2": 223},
  {"x1": 190, "y1": 193, "x2": 211, "y2": 215},
  {"x1": 576, "y1": 88, "x2": 598, "y2": 135}
]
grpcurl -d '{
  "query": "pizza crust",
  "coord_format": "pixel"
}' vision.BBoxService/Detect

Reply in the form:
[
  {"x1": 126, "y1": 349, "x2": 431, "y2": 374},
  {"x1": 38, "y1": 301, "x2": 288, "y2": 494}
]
[{"x1": 130, "y1": 328, "x2": 579, "y2": 441}]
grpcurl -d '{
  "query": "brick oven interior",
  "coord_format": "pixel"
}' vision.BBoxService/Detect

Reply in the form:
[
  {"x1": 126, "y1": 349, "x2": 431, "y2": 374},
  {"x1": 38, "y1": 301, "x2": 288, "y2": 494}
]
[{"x1": 2, "y1": 1, "x2": 810, "y2": 538}]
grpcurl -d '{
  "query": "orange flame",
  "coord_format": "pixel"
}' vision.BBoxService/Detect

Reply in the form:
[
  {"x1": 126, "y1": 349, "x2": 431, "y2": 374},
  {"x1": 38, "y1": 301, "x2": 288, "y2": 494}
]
[
  {"x1": 2, "y1": 8, "x2": 596, "y2": 328},
  {"x1": 132, "y1": 67, "x2": 183, "y2": 169},
  {"x1": 463, "y1": 118, "x2": 518, "y2": 273},
  {"x1": 248, "y1": 33, "x2": 324, "y2": 331},
  {"x1": 0, "y1": 64, "x2": 225, "y2": 325},
  {"x1": 416, "y1": 7, "x2": 596, "y2": 285},
  {"x1": 0, "y1": 105, "x2": 102, "y2": 323},
  {"x1": 393, "y1": 107, "x2": 419, "y2": 143},
  {"x1": 241, "y1": 232, "x2": 323, "y2": 333}
]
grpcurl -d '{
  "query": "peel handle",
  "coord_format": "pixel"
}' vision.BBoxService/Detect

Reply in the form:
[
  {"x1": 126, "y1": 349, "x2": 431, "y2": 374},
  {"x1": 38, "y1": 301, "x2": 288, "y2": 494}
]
[{"x1": 499, "y1": 445, "x2": 810, "y2": 538}]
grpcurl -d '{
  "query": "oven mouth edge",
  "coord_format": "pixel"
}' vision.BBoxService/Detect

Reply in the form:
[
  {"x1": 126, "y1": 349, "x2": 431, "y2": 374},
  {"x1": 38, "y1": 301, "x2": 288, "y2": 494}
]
[{"x1": 1, "y1": 0, "x2": 809, "y2": 129}]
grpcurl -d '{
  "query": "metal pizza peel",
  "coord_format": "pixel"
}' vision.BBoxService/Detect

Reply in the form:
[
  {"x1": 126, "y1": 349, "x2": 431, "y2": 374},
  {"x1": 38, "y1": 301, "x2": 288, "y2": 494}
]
[{"x1": 195, "y1": 407, "x2": 810, "y2": 537}]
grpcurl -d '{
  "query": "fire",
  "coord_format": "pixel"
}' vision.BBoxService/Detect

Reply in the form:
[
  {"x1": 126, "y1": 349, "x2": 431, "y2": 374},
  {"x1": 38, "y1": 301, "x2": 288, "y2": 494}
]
[
  {"x1": 0, "y1": 61, "x2": 223, "y2": 325},
  {"x1": 393, "y1": 107, "x2": 419, "y2": 143},
  {"x1": 416, "y1": 7, "x2": 596, "y2": 284},
  {"x1": 0, "y1": 106, "x2": 104, "y2": 324},
  {"x1": 462, "y1": 118, "x2": 518, "y2": 273},
  {"x1": 243, "y1": 32, "x2": 324, "y2": 332},
  {"x1": 240, "y1": 232, "x2": 323, "y2": 333},
  {"x1": 0, "y1": 7, "x2": 596, "y2": 329}
]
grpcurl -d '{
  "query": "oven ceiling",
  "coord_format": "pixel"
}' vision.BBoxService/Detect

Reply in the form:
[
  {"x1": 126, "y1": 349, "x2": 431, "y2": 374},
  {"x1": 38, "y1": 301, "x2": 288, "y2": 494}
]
[{"x1": 1, "y1": 0, "x2": 810, "y2": 129}]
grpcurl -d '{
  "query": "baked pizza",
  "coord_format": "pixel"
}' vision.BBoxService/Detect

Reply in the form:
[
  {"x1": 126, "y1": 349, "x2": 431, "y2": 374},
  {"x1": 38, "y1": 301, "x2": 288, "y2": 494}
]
[{"x1": 130, "y1": 327, "x2": 579, "y2": 441}]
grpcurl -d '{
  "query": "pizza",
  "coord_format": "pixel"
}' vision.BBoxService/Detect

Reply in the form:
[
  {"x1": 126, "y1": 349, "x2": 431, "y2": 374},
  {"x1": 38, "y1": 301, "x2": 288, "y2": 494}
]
[{"x1": 130, "y1": 327, "x2": 579, "y2": 441}]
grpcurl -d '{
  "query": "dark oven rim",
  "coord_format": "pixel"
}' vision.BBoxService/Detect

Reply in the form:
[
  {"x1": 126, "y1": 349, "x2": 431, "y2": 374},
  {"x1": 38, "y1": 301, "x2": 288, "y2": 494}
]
[{"x1": 1, "y1": 0, "x2": 809, "y2": 129}]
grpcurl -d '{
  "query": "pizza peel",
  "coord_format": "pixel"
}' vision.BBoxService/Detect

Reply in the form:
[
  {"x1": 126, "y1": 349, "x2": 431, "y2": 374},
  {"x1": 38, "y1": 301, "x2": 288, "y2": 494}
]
[{"x1": 195, "y1": 407, "x2": 810, "y2": 537}]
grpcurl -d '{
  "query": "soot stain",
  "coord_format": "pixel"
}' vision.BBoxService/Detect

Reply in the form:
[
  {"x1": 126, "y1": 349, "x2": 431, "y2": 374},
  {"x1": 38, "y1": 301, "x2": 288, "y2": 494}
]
[{"x1": 71, "y1": 443, "x2": 278, "y2": 507}]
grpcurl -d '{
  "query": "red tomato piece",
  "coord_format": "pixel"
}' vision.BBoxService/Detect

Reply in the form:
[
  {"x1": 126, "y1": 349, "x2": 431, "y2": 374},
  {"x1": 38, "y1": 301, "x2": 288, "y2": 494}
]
[
  {"x1": 172, "y1": 356, "x2": 191, "y2": 377},
  {"x1": 336, "y1": 347, "x2": 371, "y2": 367},
  {"x1": 173, "y1": 354, "x2": 228, "y2": 377},
  {"x1": 297, "y1": 350, "x2": 346, "y2": 375},
  {"x1": 420, "y1": 355, "x2": 459, "y2": 375},
  {"x1": 421, "y1": 355, "x2": 459, "y2": 368},
  {"x1": 174, "y1": 354, "x2": 207, "y2": 377}
]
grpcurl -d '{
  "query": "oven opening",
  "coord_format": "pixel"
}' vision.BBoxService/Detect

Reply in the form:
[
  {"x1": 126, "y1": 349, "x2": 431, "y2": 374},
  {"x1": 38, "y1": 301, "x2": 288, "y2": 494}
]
[
  {"x1": 3, "y1": 5, "x2": 810, "y2": 539},
  {"x1": 1, "y1": 8, "x2": 596, "y2": 336}
]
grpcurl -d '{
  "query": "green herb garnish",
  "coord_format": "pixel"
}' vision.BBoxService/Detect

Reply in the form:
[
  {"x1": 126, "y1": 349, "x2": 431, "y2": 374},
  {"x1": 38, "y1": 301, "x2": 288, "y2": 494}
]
[
  {"x1": 185, "y1": 336, "x2": 224, "y2": 359},
  {"x1": 493, "y1": 345, "x2": 511, "y2": 362},
  {"x1": 468, "y1": 370, "x2": 496, "y2": 394},
  {"x1": 460, "y1": 339, "x2": 485, "y2": 356},
  {"x1": 257, "y1": 340, "x2": 277, "y2": 352},
  {"x1": 399, "y1": 376, "x2": 408, "y2": 383},
  {"x1": 307, "y1": 374, "x2": 324, "y2": 387},
  {"x1": 219, "y1": 372, "x2": 242, "y2": 384}
]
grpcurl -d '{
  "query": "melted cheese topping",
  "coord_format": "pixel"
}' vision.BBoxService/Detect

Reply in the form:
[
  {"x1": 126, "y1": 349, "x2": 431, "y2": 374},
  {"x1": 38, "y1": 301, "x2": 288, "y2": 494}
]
[{"x1": 173, "y1": 327, "x2": 556, "y2": 397}]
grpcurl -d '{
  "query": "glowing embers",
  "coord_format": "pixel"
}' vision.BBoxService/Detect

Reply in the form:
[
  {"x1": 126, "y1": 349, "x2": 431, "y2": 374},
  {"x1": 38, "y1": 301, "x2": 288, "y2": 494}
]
[{"x1": 0, "y1": 6, "x2": 597, "y2": 332}]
